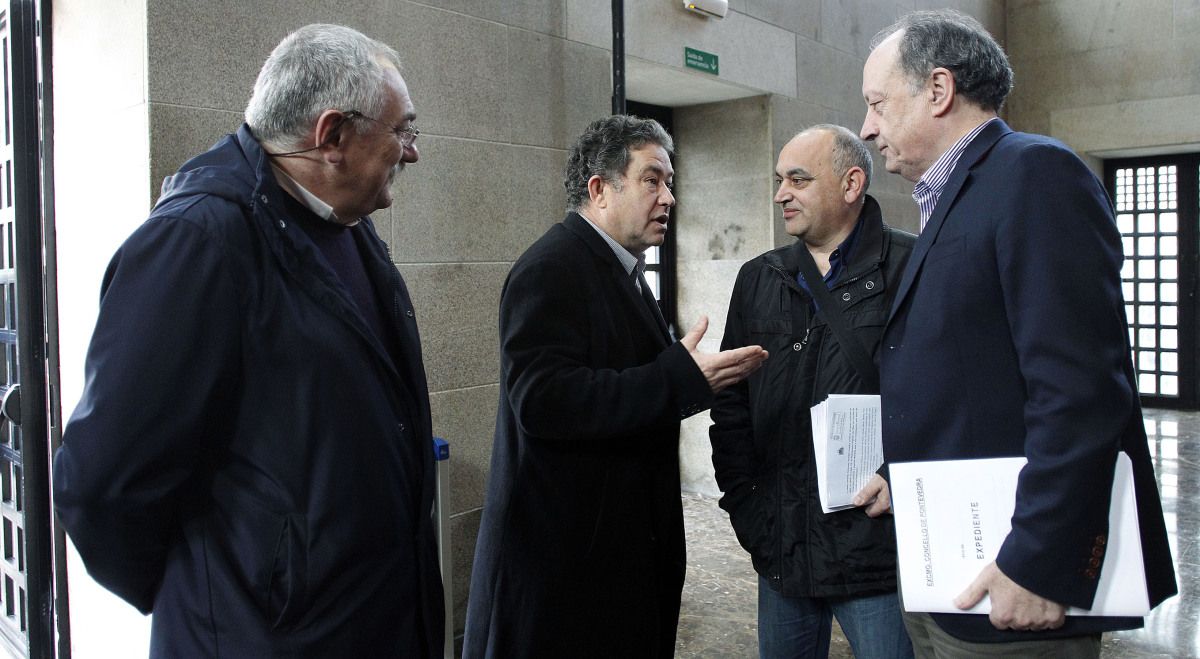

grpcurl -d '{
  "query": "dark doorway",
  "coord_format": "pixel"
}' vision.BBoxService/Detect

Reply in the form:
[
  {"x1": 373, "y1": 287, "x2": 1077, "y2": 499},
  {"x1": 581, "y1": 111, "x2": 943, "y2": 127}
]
[{"x1": 626, "y1": 100, "x2": 678, "y2": 336}]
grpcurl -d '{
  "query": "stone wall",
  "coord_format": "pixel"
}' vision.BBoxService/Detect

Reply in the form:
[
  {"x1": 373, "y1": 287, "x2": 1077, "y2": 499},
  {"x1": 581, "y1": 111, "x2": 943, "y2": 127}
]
[
  {"x1": 1006, "y1": 0, "x2": 1200, "y2": 164},
  {"x1": 52, "y1": 0, "x2": 1011, "y2": 649}
]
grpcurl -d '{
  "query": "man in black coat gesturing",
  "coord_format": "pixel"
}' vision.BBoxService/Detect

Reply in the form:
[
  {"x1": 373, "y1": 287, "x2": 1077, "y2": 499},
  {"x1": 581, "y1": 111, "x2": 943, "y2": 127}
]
[{"x1": 464, "y1": 115, "x2": 768, "y2": 658}]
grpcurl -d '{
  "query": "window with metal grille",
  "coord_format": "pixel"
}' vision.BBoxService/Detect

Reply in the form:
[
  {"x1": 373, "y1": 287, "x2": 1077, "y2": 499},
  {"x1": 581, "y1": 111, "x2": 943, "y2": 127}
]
[{"x1": 1106, "y1": 154, "x2": 1200, "y2": 409}]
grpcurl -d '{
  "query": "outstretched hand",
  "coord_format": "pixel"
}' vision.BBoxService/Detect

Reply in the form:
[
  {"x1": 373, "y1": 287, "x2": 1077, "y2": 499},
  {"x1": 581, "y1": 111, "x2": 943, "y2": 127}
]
[{"x1": 681, "y1": 316, "x2": 768, "y2": 393}]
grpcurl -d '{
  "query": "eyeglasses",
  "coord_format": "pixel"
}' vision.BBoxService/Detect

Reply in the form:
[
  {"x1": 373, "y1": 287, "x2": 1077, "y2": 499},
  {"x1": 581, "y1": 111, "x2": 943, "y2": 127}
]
[
  {"x1": 342, "y1": 110, "x2": 420, "y2": 147},
  {"x1": 265, "y1": 109, "x2": 420, "y2": 158}
]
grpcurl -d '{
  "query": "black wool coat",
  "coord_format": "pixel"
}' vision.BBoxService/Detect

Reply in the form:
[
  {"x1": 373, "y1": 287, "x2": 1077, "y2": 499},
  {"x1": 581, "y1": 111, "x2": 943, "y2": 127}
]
[{"x1": 463, "y1": 212, "x2": 712, "y2": 659}]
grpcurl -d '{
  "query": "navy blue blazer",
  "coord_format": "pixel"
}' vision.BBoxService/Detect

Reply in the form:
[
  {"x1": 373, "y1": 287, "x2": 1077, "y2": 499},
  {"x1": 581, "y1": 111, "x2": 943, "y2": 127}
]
[{"x1": 881, "y1": 120, "x2": 1177, "y2": 642}]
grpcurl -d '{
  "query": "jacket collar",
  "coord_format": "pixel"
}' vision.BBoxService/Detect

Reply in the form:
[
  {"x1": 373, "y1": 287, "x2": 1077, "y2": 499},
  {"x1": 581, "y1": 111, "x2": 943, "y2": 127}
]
[
  {"x1": 767, "y1": 194, "x2": 887, "y2": 282},
  {"x1": 233, "y1": 125, "x2": 428, "y2": 410},
  {"x1": 562, "y1": 212, "x2": 671, "y2": 344},
  {"x1": 563, "y1": 211, "x2": 629, "y2": 270},
  {"x1": 886, "y1": 119, "x2": 1012, "y2": 325}
]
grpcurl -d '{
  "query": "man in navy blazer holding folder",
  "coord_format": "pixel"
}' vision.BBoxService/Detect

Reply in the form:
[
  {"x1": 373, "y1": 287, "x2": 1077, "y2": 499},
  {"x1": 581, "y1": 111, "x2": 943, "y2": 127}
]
[{"x1": 858, "y1": 9, "x2": 1177, "y2": 657}]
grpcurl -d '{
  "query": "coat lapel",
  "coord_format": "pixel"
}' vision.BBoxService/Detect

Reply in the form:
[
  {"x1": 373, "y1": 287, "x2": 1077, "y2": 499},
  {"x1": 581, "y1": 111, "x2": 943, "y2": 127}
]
[
  {"x1": 563, "y1": 213, "x2": 671, "y2": 348},
  {"x1": 249, "y1": 153, "x2": 408, "y2": 390},
  {"x1": 264, "y1": 208, "x2": 409, "y2": 391},
  {"x1": 638, "y1": 278, "x2": 672, "y2": 340},
  {"x1": 886, "y1": 120, "x2": 1012, "y2": 325}
]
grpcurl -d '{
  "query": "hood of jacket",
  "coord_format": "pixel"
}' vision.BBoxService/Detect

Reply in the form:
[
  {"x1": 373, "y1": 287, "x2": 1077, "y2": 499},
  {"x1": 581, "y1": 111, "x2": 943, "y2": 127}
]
[{"x1": 157, "y1": 124, "x2": 268, "y2": 213}]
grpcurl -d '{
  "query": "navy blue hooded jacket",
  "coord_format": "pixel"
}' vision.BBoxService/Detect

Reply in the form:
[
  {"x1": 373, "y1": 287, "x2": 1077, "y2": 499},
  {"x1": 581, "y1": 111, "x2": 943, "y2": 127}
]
[{"x1": 53, "y1": 125, "x2": 444, "y2": 657}]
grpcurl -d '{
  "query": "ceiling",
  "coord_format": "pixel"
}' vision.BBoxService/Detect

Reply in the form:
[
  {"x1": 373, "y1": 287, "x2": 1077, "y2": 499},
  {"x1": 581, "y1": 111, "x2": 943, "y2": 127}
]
[{"x1": 625, "y1": 56, "x2": 763, "y2": 108}]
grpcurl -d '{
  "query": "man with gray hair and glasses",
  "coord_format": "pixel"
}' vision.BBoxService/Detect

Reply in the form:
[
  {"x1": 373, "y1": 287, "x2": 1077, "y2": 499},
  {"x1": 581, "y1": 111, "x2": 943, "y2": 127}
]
[{"x1": 53, "y1": 24, "x2": 443, "y2": 656}]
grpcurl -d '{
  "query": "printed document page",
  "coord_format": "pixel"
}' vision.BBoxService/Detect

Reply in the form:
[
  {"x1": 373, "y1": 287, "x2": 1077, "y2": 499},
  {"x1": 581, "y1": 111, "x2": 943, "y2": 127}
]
[
  {"x1": 810, "y1": 394, "x2": 883, "y2": 513},
  {"x1": 890, "y1": 453, "x2": 1148, "y2": 616}
]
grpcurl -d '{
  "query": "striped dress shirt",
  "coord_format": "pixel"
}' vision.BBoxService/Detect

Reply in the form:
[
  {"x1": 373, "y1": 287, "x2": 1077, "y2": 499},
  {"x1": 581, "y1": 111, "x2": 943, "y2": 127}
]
[{"x1": 913, "y1": 117, "x2": 998, "y2": 232}]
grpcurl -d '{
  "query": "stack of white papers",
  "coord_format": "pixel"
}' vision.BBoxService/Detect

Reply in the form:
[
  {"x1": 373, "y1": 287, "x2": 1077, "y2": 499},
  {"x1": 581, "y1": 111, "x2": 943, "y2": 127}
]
[
  {"x1": 889, "y1": 453, "x2": 1148, "y2": 616},
  {"x1": 810, "y1": 394, "x2": 883, "y2": 513}
]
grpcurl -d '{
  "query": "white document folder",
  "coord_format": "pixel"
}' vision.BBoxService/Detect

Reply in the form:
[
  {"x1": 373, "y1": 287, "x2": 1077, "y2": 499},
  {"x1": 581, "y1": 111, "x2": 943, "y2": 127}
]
[
  {"x1": 810, "y1": 394, "x2": 883, "y2": 513},
  {"x1": 890, "y1": 452, "x2": 1148, "y2": 616}
]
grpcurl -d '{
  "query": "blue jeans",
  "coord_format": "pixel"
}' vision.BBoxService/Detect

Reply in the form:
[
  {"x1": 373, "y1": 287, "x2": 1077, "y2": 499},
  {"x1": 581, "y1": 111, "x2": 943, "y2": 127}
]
[{"x1": 758, "y1": 576, "x2": 915, "y2": 659}]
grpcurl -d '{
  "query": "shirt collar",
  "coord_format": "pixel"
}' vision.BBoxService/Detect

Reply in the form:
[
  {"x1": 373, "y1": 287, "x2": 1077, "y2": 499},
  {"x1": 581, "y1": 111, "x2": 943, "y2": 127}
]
[
  {"x1": 826, "y1": 216, "x2": 864, "y2": 283},
  {"x1": 913, "y1": 117, "x2": 998, "y2": 231},
  {"x1": 796, "y1": 214, "x2": 864, "y2": 292},
  {"x1": 270, "y1": 164, "x2": 356, "y2": 226},
  {"x1": 578, "y1": 211, "x2": 643, "y2": 277}
]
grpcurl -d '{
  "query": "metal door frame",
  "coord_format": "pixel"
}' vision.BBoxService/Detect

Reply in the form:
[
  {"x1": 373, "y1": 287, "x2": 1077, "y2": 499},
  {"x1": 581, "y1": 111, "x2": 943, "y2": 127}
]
[{"x1": 1, "y1": 0, "x2": 65, "y2": 656}]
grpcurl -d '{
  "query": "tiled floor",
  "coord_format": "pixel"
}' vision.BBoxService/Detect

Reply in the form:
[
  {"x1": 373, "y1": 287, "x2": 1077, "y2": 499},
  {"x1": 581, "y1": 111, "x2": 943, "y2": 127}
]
[{"x1": 676, "y1": 407, "x2": 1200, "y2": 658}]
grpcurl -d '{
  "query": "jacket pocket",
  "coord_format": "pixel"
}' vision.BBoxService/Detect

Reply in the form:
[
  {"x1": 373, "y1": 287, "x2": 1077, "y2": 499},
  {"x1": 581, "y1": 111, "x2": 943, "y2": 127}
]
[
  {"x1": 926, "y1": 236, "x2": 963, "y2": 264},
  {"x1": 846, "y1": 312, "x2": 887, "y2": 350},
  {"x1": 580, "y1": 466, "x2": 611, "y2": 560},
  {"x1": 814, "y1": 311, "x2": 889, "y2": 394},
  {"x1": 746, "y1": 317, "x2": 791, "y2": 336},
  {"x1": 208, "y1": 481, "x2": 309, "y2": 630},
  {"x1": 263, "y1": 513, "x2": 308, "y2": 629},
  {"x1": 745, "y1": 317, "x2": 793, "y2": 373},
  {"x1": 724, "y1": 482, "x2": 774, "y2": 565}
]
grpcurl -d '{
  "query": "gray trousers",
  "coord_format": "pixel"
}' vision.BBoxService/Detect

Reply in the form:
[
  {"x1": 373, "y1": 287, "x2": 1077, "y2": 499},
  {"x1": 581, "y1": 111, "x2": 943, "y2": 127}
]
[{"x1": 902, "y1": 612, "x2": 1101, "y2": 658}]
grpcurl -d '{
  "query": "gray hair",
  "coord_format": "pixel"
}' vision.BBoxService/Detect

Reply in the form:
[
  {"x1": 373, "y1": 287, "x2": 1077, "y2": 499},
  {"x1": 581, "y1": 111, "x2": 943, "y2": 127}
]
[
  {"x1": 872, "y1": 10, "x2": 1013, "y2": 112},
  {"x1": 801, "y1": 124, "x2": 873, "y2": 193},
  {"x1": 565, "y1": 115, "x2": 675, "y2": 211},
  {"x1": 245, "y1": 24, "x2": 403, "y2": 149}
]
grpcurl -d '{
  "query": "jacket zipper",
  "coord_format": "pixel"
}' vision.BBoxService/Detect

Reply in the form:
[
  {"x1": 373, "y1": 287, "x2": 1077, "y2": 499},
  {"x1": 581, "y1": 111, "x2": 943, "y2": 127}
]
[
  {"x1": 764, "y1": 261, "x2": 791, "y2": 583},
  {"x1": 765, "y1": 259, "x2": 825, "y2": 589},
  {"x1": 803, "y1": 304, "x2": 824, "y2": 593}
]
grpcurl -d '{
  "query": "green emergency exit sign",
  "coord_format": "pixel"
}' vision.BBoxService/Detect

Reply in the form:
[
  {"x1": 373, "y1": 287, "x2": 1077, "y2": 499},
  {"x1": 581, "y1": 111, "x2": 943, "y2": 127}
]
[{"x1": 684, "y1": 47, "x2": 719, "y2": 75}]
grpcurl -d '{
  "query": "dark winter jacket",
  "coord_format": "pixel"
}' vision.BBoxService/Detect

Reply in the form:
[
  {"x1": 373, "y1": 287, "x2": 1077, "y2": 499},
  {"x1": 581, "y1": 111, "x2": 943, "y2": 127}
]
[
  {"x1": 710, "y1": 196, "x2": 915, "y2": 598},
  {"x1": 53, "y1": 125, "x2": 444, "y2": 657}
]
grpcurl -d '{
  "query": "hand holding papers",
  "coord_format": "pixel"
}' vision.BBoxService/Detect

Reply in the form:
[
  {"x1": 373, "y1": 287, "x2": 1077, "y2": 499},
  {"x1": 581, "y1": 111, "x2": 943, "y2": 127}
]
[
  {"x1": 810, "y1": 394, "x2": 884, "y2": 513},
  {"x1": 890, "y1": 453, "x2": 1148, "y2": 617}
]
